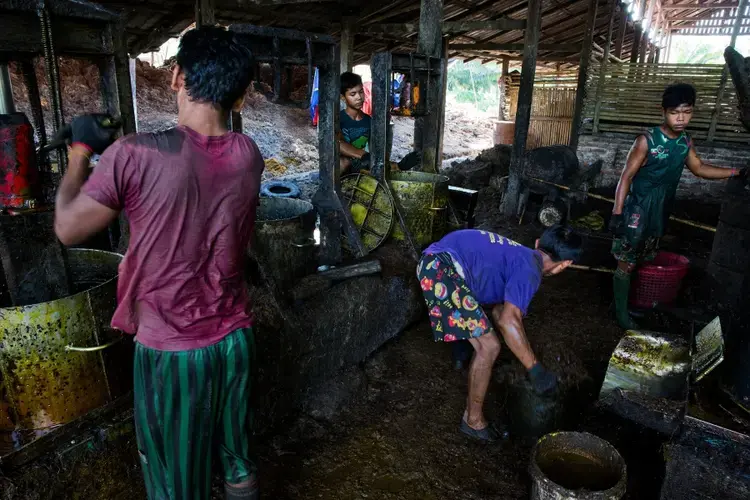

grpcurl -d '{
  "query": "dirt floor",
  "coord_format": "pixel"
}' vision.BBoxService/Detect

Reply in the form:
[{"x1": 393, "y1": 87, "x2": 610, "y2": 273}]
[
  {"x1": 3, "y1": 192, "x2": 714, "y2": 499},
  {"x1": 3, "y1": 58, "x2": 732, "y2": 500},
  {"x1": 0, "y1": 262, "x2": 666, "y2": 500}
]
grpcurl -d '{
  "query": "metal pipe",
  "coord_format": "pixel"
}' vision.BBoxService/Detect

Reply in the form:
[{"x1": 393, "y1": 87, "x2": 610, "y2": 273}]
[
  {"x1": 0, "y1": 63, "x2": 15, "y2": 114},
  {"x1": 528, "y1": 177, "x2": 717, "y2": 233}
]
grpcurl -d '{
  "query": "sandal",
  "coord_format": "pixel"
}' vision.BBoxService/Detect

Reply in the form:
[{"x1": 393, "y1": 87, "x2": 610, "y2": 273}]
[{"x1": 459, "y1": 418, "x2": 509, "y2": 443}]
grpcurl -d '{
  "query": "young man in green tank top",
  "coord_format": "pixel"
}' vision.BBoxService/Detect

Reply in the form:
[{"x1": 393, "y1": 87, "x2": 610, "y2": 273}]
[{"x1": 609, "y1": 83, "x2": 746, "y2": 329}]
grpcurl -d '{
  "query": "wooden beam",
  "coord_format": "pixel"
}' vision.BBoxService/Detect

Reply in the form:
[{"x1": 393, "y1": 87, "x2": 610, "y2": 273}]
[
  {"x1": 569, "y1": 0, "x2": 598, "y2": 151},
  {"x1": 340, "y1": 17, "x2": 354, "y2": 73},
  {"x1": 247, "y1": 0, "x2": 336, "y2": 4},
  {"x1": 661, "y1": 2, "x2": 739, "y2": 9},
  {"x1": 614, "y1": 4, "x2": 628, "y2": 59},
  {"x1": 449, "y1": 42, "x2": 581, "y2": 52},
  {"x1": 360, "y1": 19, "x2": 526, "y2": 35},
  {"x1": 669, "y1": 18, "x2": 741, "y2": 27},
  {"x1": 415, "y1": 0, "x2": 444, "y2": 174},
  {"x1": 709, "y1": 0, "x2": 748, "y2": 141},
  {"x1": 195, "y1": 0, "x2": 215, "y2": 28},
  {"x1": 667, "y1": 14, "x2": 737, "y2": 20},
  {"x1": 639, "y1": 34, "x2": 648, "y2": 63},
  {"x1": 443, "y1": 19, "x2": 526, "y2": 31},
  {"x1": 503, "y1": 0, "x2": 542, "y2": 217},
  {"x1": 594, "y1": 0, "x2": 617, "y2": 134},
  {"x1": 499, "y1": 57, "x2": 509, "y2": 121}
]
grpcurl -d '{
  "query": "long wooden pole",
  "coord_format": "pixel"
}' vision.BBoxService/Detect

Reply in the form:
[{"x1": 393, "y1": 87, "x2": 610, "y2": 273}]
[
  {"x1": 415, "y1": 0, "x2": 444, "y2": 174},
  {"x1": 593, "y1": 0, "x2": 617, "y2": 134},
  {"x1": 569, "y1": 0, "x2": 599, "y2": 151},
  {"x1": 614, "y1": 4, "x2": 628, "y2": 60},
  {"x1": 503, "y1": 0, "x2": 541, "y2": 216},
  {"x1": 528, "y1": 177, "x2": 717, "y2": 232}
]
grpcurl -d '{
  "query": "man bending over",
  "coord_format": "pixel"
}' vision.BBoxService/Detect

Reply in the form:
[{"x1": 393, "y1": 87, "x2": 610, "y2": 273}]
[{"x1": 417, "y1": 226, "x2": 582, "y2": 442}]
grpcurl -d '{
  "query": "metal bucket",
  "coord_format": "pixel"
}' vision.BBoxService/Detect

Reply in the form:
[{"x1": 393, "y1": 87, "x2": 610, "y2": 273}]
[
  {"x1": 0, "y1": 248, "x2": 129, "y2": 438},
  {"x1": 253, "y1": 198, "x2": 317, "y2": 293},
  {"x1": 388, "y1": 171, "x2": 449, "y2": 247},
  {"x1": 530, "y1": 432, "x2": 627, "y2": 500}
]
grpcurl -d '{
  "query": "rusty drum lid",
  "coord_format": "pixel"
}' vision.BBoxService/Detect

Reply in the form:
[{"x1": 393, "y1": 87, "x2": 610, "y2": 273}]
[{"x1": 340, "y1": 173, "x2": 395, "y2": 253}]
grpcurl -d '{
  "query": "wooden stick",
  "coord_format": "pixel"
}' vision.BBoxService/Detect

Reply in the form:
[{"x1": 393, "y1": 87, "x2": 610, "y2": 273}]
[
  {"x1": 571, "y1": 264, "x2": 615, "y2": 273},
  {"x1": 528, "y1": 177, "x2": 717, "y2": 232}
]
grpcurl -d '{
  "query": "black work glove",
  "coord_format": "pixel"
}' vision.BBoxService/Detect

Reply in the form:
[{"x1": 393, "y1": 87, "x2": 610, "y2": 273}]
[
  {"x1": 609, "y1": 212, "x2": 624, "y2": 234},
  {"x1": 528, "y1": 363, "x2": 558, "y2": 395},
  {"x1": 70, "y1": 114, "x2": 121, "y2": 155},
  {"x1": 358, "y1": 152, "x2": 371, "y2": 170}
]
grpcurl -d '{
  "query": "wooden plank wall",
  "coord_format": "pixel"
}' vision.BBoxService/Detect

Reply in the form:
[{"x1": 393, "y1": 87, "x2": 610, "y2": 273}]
[
  {"x1": 507, "y1": 70, "x2": 578, "y2": 148},
  {"x1": 583, "y1": 62, "x2": 750, "y2": 144}
]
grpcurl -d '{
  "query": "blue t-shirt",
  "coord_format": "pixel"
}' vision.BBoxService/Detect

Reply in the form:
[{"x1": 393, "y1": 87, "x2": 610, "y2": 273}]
[
  {"x1": 424, "y1": 229, "x2": 543, "y2": 315},
  {"x1": 340, "y1": 109, "x2": 371, "y2": 151}
]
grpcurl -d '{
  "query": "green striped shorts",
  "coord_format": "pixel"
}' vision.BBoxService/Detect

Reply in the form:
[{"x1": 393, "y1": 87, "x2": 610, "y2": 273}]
[{"x1": 134, "y1": 328, "x2": 256, "y2": 500}]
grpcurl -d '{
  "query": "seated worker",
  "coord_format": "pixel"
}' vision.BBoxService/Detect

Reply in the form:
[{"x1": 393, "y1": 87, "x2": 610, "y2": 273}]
[
  {"x1": 417, "y1": 226, "x2": 583, "y2": 442},
  {"x1": 339, "y1": 71, "x2": 420, "y2": 175},
  {"x1": 610, "y1": 83, "x2": 747, "y2": 329}
]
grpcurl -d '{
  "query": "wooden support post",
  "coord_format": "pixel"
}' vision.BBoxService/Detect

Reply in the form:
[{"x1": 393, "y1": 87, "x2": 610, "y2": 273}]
[
  {"x1": 437, "y1": 38, "x2": 449, "y2": 167},
  {"x1": 631, "y1": 0, "x2": 648, "y2": 63},
  {"x1": 340, "y1": 17, "x2": 354, "y2": 73},
  {"x1": 273, "y1": 36, "x2": 282, "y2": 102},
  {"x1": 708, "y1": 0, "x2": 748, "y2": 142},
  {"x1": 20, "y1": 60, "x2": 46, "y2": 146},
  {"x1": 593, "y1": 0, "x2": 616, "y2": 134},
  {"x1": 614, "y1": 4, "x2": 627, "y2": 60},
  {"x1": 284, "y1": 66, "x2": 293, "y2": 100},
  {"x1": 129, "y1": 58, "x2": 138, "y2": 132},
  {"x1": 317, "y1": 46, "x2": 343, "y2": 265},
  {"x1": 498, "y1": 57, "x2": 509, "y2": 120},
  {"x1": 665, "y1": 28, "x2": 673, "y2": 62},
  {"x1": 369, "y1": 51, "x2": 391, "y2": 180},
  {"x1": 415, "y1": 0, "x2": 444, "y2": 173},
  {"x1": 502, "y1": 0, "x2": 541, "y2": 217},
  {"x1": 195, "y1": 0, "x2": 215, "y2": 27},
  {"x1": 569, "y1": 0, "x2": 598, "y2": 151},
  {"x1": 630, "y1": 24, "x2": 642, "y2": 64},
  {"x1": 101, "y1": 24, "x2": 136, "y2": 136},
  {"x1": 638, "y1": 38, "x2": 648, "y2": 63}
]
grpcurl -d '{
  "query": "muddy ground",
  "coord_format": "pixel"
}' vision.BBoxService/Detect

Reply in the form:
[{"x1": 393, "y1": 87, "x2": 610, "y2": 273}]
[
  {"x1": 3, "y1": 58, "x2": 728, "y2": 500},
  {"x1": 1, "y1": 193, "x2": 717, "y2": 499}
]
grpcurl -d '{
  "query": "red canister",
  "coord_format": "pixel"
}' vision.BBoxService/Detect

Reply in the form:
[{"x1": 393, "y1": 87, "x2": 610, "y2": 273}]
[{"x1": 0, "y1": 113, "x2": 38, "y2": 208}]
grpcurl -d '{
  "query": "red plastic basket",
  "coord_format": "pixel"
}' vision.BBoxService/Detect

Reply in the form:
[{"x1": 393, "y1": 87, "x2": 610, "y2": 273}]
[{"x1": 630, "y1": 251, "x2": 690, "y2": 309}]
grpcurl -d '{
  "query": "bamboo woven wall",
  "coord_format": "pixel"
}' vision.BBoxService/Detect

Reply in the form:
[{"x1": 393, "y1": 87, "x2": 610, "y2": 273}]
[
  {"x1": 507, "y1": 71, "x2": 578, "y2": 149},
  {"x1": 583, "y1": 62, "x2": 750, "y2": 144}
]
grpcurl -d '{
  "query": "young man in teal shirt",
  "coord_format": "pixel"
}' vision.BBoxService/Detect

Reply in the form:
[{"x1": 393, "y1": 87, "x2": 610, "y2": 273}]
[{"x1": 610, "y1": 83, "x2": 746, "y2": 329}]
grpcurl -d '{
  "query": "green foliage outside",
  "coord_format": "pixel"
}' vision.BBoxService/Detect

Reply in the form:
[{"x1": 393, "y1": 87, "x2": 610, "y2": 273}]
[
  {"x1": 446, "y1": 60, "x2": 501, "y2": 113},
  {"x1": 671, "y1": 41, "x2": 723, "y2": 65}
]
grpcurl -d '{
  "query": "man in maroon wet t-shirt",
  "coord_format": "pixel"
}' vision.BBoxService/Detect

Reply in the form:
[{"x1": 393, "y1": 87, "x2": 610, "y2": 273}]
[{"x1": 54, "y1": 27, "x2": 262, "y2": 500}]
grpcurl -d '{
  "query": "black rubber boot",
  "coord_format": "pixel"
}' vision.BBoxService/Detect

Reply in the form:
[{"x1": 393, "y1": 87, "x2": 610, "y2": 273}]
[{"x1": 613, "y1": 269, "x2": 639, "y2": 330}]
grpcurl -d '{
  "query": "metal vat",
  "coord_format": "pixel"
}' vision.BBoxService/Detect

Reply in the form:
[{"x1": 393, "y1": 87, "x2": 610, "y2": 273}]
[
  {"x1": 0, "y1": 248, "x2": 129, "y2": 438},
  {"x1": 253, "y1": 198, "x2": 317, "y2": 293},
  {"x1": 530, "y1": 432, "x2": 627, "y2": 500},
  {"x1": 388, "y1": 171, "x2": 450, "y2": 247}
]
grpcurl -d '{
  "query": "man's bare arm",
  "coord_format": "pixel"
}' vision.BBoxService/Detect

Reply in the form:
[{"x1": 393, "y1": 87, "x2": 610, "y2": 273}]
[
  {"x1": 55, "y1": 145, "x2": 119, "y2": 246},
  {"x1": 613, "y1": 135, "x2": 648, "y2": 214},
  {"x1": 685, "y1": 146, "x2": 739, "y2": 179},
  {"x1": 491, "y1": 302, "x2": 537, "y2": 370}
]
